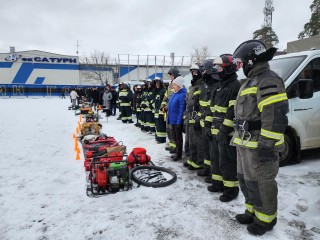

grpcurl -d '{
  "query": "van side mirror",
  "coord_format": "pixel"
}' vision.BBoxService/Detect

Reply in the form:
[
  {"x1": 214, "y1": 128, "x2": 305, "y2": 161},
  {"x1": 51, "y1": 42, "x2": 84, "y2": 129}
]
[{"x1": 298, "y1": 79, "x2": 313, "y2": 99}]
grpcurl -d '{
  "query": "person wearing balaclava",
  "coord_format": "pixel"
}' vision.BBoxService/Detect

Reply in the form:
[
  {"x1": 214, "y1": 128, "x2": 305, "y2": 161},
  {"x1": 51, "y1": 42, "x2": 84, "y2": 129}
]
[
  {"x1": 183, "y1": 64, "x2": 206, "y2": 171},
  {"x1": 232, "y1": 40, "x2": 289, "y2": 236},
  {"x1": 193, "y1": 59, "x2": 219, "y2": 181},
  {"x1": 167, "y1": 76, "x2": 187, "y2": 161},
  {"x1": 206, "y1": 54, "x2": 240, "y2": 205}
]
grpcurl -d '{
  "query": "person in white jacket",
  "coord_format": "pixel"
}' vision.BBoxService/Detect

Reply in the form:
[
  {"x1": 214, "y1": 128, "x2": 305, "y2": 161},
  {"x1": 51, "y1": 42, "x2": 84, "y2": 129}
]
[
  {"x1": 102, "y1": 87, "x2": 113, "y2": 116},
  {"x1": 70, "y1": 89, "x2": 79, "y2": 107}
]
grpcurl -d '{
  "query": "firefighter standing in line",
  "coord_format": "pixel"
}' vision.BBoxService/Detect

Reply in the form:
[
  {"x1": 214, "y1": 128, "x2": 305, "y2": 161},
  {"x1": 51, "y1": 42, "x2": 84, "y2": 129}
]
[
  {"x1": 153, "y1": 77, "x2": 167, "y2": 143},
  {"x1": 139, "y1": 81, "x2": 148, "y2": 131},
  {"x1": 195, "y1": 59, "x2": 219, "y2": 177},
  {"x1": 161, "y1": 68, "x2": 181, "y2": 153},
  {"x1": 118, "y1": 83, "x2": 134, "y2": 123},
  {"x1": 134, "y1": 85, "x2": 143, "y2": 127},
  {"x1": 184, "y1": 63, "x2": 206, "y2": 170},
  {"x1": 232, "y1": 40, "x2": 289, "y2": 236},
  {"x1": 207, "y1": 54, "x2": 240, "y2": 202},
  {"x1": 140, "y1": 79, "x2": 154, "y2": 132}
]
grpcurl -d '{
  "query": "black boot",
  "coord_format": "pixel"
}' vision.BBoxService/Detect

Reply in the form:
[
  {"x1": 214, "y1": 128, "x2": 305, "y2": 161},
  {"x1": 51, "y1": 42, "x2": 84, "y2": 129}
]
[
  {"x1": 207, "y1": 184, "x2": 224, "y2": 192},
  {"x1": 247, "y1": 219, "x2": 277, "y2": 236},
  {"x1": 197, "y1": 167, "x2": 210, "y2": 177},
  {"x1": 165, "y1": 146, "x2": 171, "y2": 151},
  {"x1": 219, "y1": 187, "x2": 239, "y2": 202},
  {"x1": 188, "y1": 165, "x2": 199, "y2": 171},
  {"x1": 169, "y1": 149, "x2": 176, "y2": 154},
  {"x1": 172, "y1": 154, "x2": 181, "y2": 162},
  {"x1": 183, "y1": 162, "x2": 189, "y2": 167},
  {"x1": 204, "y1": 176, "x2": 212, "y2": 183},
  {"x1": 235, "y1": 212, "x2": 254, "y2": 224}
]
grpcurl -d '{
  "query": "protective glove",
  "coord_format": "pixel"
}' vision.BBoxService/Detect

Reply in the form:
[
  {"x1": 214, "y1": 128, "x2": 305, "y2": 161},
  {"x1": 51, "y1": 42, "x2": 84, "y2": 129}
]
[
  {"x1": 258, "y1": 147, "x2": 276, "y2": 162},
  {"x1": 216, "y1": 131, "x2": 229, "y2": 145}
]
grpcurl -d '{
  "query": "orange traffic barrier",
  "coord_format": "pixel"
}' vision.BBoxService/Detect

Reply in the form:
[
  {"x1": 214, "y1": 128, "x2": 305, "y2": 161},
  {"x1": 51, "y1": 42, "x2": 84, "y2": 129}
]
[
  {"x1": 73, "y1": 133, "x2": 76, "y2": 139},
  {"x1": 76, "y1": 150, "x2": 80, "y2": 160}
]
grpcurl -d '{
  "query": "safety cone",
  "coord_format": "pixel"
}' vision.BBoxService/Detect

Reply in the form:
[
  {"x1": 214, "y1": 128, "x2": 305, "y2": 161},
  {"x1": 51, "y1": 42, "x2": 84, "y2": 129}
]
[
  {"x1": 73, "y1": 133, "x2": 76, "y2": 139},
  {"x1": 76, "y1": 150, "x2": 80, "y2": 160},
  {"x1": 74, "y1": 138, "x2": 78, "y2": 151}
]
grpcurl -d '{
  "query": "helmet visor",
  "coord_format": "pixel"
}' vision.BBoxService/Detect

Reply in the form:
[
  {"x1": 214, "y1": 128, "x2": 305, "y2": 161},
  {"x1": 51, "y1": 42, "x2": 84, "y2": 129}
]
[{"x1": 233, "y1": 58, "x2": 244, "y2": 70}]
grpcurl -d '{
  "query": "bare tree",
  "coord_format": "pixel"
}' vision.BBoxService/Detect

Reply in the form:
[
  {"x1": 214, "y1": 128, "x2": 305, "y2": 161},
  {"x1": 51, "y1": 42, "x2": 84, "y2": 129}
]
[
  {"x1": 190, "y1": 46, "x2": 211, "y2": 65},
  {"x1": 80, "y1": 50, "x2": 115, "y2": 85}
]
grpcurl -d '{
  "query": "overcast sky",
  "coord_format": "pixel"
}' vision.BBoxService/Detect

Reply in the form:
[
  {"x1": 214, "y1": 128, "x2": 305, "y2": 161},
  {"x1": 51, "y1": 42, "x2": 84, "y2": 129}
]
[{"x1": 0, "y1": 0, "x2": 313, "y2": 59}]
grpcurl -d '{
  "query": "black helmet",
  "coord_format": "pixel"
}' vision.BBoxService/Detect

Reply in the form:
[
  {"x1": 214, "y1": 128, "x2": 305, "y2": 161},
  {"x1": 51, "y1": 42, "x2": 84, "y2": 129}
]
[
  {"x1": 212, "y1": 54, "x2": 238, "y2": 80},
  {"x1": 200, "y1": 59, "x2": 215, "y2": 76},
  {"x1": 233, "y1": 39, "x2": 277, "y2": 76},
  {"x1": 167, "y1": 67, "x2": 181, "y2": 78},
  {"x1": 200, "y1": 59, "x2": 220, "y2": 81}
]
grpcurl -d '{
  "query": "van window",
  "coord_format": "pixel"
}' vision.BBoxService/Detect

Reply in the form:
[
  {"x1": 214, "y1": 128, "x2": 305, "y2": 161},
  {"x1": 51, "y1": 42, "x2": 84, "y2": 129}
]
[
  {"x1": 269, "y1": 55, "x2": 306, "y2": 82},
  {"x1": 295, "y1": 58, "x2": 320, "y2": 93}
]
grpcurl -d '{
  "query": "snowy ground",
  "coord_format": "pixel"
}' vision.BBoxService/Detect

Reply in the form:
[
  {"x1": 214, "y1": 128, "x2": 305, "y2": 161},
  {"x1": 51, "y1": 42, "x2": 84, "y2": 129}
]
[{"x1": 0, "y1": 97, "x2": 319, "y2": 240}]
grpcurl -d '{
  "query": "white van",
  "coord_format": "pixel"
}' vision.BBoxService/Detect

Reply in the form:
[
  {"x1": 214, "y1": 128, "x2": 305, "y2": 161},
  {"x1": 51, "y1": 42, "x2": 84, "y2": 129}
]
[
  {"x1": 183, "y1": 50, "x2": 320, "y2": 166},
  {"x1": 270, "y1": 49, "x2": 320, "y2": 166}
]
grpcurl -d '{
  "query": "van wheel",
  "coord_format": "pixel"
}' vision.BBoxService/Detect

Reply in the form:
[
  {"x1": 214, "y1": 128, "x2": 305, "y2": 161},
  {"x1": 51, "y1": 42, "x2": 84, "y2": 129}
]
[{"x1": 279, "y1": 133, "x2": 294, "y2": 167}]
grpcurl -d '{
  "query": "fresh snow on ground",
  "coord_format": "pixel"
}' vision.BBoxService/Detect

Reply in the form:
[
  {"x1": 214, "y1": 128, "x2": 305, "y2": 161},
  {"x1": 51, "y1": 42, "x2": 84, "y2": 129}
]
[{"x1": 0, "y1": 97, "x2": 319, "y2": 240}]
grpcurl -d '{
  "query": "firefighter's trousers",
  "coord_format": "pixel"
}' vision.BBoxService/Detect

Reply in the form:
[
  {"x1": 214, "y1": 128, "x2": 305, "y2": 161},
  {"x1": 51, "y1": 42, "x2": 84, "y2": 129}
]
[{"x1": 237, "y1": 147, "x2": 279, "y2": 226}]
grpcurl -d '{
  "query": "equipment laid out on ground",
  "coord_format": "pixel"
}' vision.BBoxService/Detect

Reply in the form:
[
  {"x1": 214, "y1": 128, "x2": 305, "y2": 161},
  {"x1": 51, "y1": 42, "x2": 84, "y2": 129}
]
[{"x1": 73, "y1": 108, "x2": 177, "y2": 197}]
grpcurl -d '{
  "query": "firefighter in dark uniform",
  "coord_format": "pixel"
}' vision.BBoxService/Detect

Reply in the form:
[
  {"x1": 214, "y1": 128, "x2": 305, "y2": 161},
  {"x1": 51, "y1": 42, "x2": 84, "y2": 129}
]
[
  {"x1": 195, "y1": 59, "x2": 219, "y2": 178},
  {"x1": 184, "y1": 63, "x2": 206, "y2": 170},
  {"x1": 232, "y1": 40, "x2": 289, "y2": 236},
  {"x1": 118, "y1": 83, "x2": 133, "y2": 123},
  {"x1": 140, "y1": 81, "x2": 148, "y2": 131},
  {"x1": 141, "y1": 79, "x2": 154, "y2": 132},
  {"x1": 153, "y1": 77, "x2": 166, "y2": 143},
  {"x1": 207, "y1": 54, "x2": 240, "y2": 203},
  {"x1": 134, "y1": 85, "x2": 143, "y2": 127}
]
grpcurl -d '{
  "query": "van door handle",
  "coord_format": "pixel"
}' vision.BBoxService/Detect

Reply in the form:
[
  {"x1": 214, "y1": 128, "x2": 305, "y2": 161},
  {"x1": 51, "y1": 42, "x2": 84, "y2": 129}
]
[{"x1": 293, "y1": 108, "x2": 313, "y2": 111}]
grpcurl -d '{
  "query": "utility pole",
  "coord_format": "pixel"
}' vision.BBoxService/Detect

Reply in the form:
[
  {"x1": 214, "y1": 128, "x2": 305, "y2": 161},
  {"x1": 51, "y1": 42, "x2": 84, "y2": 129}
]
[
  {"x1": 264, "y1": 0, "x2": 274, "y2": 28},
  {"x1": 263, "y1": 0, "x2": 274, "y2": 46},
  {"x1": 76, "y1": 40, "x2": 81, "y2": 56}
]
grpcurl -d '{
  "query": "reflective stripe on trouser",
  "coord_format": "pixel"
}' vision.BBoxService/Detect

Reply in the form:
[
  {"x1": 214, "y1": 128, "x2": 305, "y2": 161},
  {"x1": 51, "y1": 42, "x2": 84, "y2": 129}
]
[
  {"x1": 119, "y1": 106, "x2": 132, "y2": 122},
  {"x1": 155, "y1": 113, "x2": 166, "y2": 143},
  {"x1": 145, "y1": 111, "x2": 155, "y2": 132},
  {"x1": 211, "y1": 137, "x2": 239, "y2": 187},
  {"x1": 189, "y1": 125, "x2": 204, "y2": 167},
  {"x1": 237, "y1": 147, "x2": 279, "y2": 224},
  {"x1": 140, "y1": 110, "x2": 146, "y2": 130},
  {"x1": 202, "y1": 127, "x2": 211, "y2": 167}
]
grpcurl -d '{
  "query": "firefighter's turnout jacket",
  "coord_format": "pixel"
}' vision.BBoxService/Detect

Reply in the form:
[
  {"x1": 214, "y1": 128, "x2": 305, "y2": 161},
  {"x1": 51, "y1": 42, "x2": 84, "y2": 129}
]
[
  {"x1": 231, "y1": 62, "x2": 289, "y2": 226},
  {"x1": 154, "y1": 87, "x2": 166, "y2": 143},
  {"x1": 209, "y1": 74, "x2": 240, "y2": 189},
  {"x1": 198, "y1": 81, "x2": 219, "y2": 168},
  {"x1": 118, "y1": 89, "x2": 133, "y2": 123},
  {"x1": 185, "y1": 78, "x2": 206, "y2": 168}
]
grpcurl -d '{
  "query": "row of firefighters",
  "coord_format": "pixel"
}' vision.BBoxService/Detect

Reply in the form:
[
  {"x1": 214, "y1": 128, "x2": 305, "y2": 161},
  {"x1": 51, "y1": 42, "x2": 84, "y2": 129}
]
[{"x1": 116, "y1": 40, "x2": 289, "y2": 236}]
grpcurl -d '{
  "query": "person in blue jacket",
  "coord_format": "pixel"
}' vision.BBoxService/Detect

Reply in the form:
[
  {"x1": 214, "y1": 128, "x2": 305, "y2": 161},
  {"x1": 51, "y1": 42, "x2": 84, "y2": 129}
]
[{"x1": 167, "y1": 76, "x2": 187, "y2": 161}]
